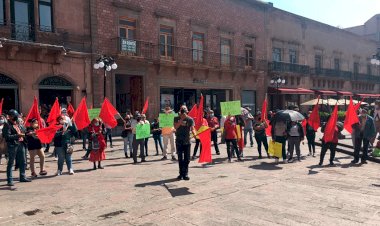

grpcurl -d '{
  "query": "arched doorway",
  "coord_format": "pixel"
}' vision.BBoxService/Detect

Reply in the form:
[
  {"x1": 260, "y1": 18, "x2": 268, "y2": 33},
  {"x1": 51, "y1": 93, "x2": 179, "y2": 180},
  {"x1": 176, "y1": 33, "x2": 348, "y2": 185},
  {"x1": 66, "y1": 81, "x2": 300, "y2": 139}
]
[
  {"x1": 0, "y1": 74, "x2": 19, "y2": 111},
  {"x1": 39, "y1": 76, "x2": 73, "y2": 118}
]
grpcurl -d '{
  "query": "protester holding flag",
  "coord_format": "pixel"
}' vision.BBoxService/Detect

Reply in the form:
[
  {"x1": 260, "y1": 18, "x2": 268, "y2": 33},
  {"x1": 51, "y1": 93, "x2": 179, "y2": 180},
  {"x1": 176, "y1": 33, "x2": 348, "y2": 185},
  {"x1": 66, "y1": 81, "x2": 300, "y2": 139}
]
[
  {"x1": 351, "y1": 107, "x2": 376, "y2": 164},
  {"x1": 192, "y1": 117, "x2": 208, "y2": 160},
  {"x1": 174, "y1": 105, "x2": 196, "y2": 180},
  {"x1": 224, "y1": 115, "x2": 243, "y2": 163},
  {"x1": 131, "y1": 112, "x2": 145, "y2": 164},
  {"x1": 253, "y1": 111, "x2": 270, "y2": 159},
  {"x1": 3, "y1": 110, "x2": 31, "y2": 186},
  {"x1": 88, "y1": 118, "x2": 106, "y2": 170},
  {"x1": 54, "y1": 115, "x2": 77, "y2": 176},
  {"x1": 319, "y1": 119, "x2": 340, "y2": 166},
  {"x1": 161, "y1": 106, "x2": 176, "y2": 161},
  {"x1": 25, "y1": 118, "x2": 47, "y2": 177},
  {"x1": 206, "y1": 110, "x2": 220, "y2": 155}
]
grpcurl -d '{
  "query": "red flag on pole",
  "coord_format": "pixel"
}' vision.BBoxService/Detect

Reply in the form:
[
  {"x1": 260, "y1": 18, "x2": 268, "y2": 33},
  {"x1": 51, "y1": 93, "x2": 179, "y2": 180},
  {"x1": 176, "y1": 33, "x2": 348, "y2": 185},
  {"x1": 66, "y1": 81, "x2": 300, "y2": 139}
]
[
  {"x1": 261, "y1": 95, "x2": 272, "y2": 136},
  {"x1": 343, "y1": 97, "x2": 359, "y2": 134},
  {"x1": 67, "y1": 103, "x2": 75, "y2": 117},
  {"x1": 308, "y1": 95, "x2": 321, "y2": 131},
  {"x1": 323, "y1": 104, "x2": 338, "y2": 143},
  {"x1": 354, "y1": 98, "x2": 364, "y2": 111},
  {"x1": 198, "y1": 127, "x2": 212, "y2": 163},
  {"x1": 24, "y1": 97, "x2": 43, "y2": 129},
  {"x1": 47, "y1": 98, "x2": 61, "y2": 124},
  {"x1": 142, "y1": 97, "x2": 149, "y2": 114},
  {"x1": 99, "y1": 98, "x2": 119, "y2": 128},
  {"x1": 0, "y1": 98, "x2": 3, "y2": 115},
  {"x1": 188, "y1": 104, "x2": 198, "y2": 119},
  {"x1": 36, "y1": 124, "x2": 62, "y2": 144},
  {"x1": 195, "y1": 94, "x2": 204, "y2": 130},
  {"x1": 72, "y1": 97, "x2": 91, "y2": 130}
]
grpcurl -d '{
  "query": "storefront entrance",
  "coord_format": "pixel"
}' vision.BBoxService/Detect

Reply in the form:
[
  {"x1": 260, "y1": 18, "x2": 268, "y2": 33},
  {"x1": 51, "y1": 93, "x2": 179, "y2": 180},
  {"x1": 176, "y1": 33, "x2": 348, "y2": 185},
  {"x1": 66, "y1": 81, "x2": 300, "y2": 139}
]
[
  {"x1": 115, "y1": 74, "x2": 143, "y2": 114},
  {"x1": 0, "y1": 74, "x2": 19, "y2": 112}
]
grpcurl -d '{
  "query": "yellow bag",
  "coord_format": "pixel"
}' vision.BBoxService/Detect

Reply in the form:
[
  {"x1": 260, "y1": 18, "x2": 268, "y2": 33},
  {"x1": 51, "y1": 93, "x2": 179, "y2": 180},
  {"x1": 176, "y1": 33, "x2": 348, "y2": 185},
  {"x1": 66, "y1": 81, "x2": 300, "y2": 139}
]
[
  {"x1": 236, "y1": 125, "x2": 241, "y2": 139},
  {"x1": 268, "y1": 140, "x2": 282, "y2": 158}
]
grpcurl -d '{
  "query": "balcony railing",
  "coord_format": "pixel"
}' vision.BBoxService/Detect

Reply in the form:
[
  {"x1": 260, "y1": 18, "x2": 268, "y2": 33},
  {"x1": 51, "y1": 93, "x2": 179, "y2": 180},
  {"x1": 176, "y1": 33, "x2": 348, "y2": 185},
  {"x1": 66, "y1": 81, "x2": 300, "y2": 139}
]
[
  {"x1": 268, "y1": 61, "x2": 310, "y2": 74},
  {"x1": 353, "y1": 73, "x2": 380, "y2": 83},
  {"x1": 118, "y1": 38, "x2": 253, "y2": 70},
  {"x1": 310, "y1": 68, "x2": 352, "y2": 79}
]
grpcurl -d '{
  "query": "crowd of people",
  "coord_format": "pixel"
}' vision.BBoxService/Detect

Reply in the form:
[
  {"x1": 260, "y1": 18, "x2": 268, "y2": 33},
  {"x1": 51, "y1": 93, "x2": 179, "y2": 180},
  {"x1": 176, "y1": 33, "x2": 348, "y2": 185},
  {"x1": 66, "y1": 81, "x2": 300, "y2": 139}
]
[{"x1": 0, "y1": 100, "x2": 378, "y2": 187}]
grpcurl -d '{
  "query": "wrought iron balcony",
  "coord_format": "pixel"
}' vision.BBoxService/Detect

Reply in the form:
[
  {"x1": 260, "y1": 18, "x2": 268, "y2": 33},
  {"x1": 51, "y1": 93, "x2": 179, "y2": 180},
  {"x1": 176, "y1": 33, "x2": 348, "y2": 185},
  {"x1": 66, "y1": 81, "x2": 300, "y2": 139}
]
[
  {"x1": 268, "y1": 61, "x2": 310, "y2": 74},
  {"x1": 118, "y1": 38, "x2": 253, "y2": 70},
  {"x1": 310, "y1": 68, "x2": 352, "y2": 79},
  {"x1": 353, "y1": 73, "x2": 380, "y2": 83}
]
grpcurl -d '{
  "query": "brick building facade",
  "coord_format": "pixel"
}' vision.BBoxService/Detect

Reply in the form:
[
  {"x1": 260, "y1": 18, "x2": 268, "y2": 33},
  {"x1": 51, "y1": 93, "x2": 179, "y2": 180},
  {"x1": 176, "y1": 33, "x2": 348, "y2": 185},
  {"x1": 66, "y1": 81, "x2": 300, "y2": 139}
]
[{"x1": 0, "y1": 0, "x2": 379, "y2": 118}]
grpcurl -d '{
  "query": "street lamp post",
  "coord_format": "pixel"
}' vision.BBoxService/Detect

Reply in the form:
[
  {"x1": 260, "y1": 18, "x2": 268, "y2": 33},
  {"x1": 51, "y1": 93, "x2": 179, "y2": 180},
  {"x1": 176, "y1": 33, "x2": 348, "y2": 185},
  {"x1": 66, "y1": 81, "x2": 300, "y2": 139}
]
[
  {"x1": 93, "y1": 56, "x2": 118, "y2": 99},
  {"x1": 270, "y1": 76, "x2": 286, "y2": 109}
]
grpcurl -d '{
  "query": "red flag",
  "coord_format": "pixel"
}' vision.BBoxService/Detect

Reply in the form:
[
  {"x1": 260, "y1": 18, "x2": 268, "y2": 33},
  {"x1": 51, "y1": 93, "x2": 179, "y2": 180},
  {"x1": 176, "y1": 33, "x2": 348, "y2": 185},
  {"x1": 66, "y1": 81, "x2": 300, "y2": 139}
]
[
  {"x1": 195, "y1": 94, "x2": 204, "y2": 130},
  {"x1": 354, "y1": 98, "x2": 364, "y2": 111},
  {"x1": 99, "y1": 98, "x2": 119, "y2": 128},
  {"x1": 301, "y1": 119, "x2": 307, "y2": 134},
  {"x1": 72, "y1": 97, "x2": 91, "y2": 130},
  {"x1": 142, "y1": 97, "x2": 149, "y2": 114},
  {"x1": 24, "y1": 97, "x2": 43, "y2": 129},
  {"x1": 261, "y1": 95, "x2": 272, "y2": 136},
  {"x1": 0, "y1": 98, "x2": 3, "y2": 115},
  {"x1": 323, "y1": 104, "x2": 338, "y2": 143},
  {"x1": 198, "y1": 127, "x2": 212, "y2": 163},
  {"x1": 188, "y1": 104, "x2": 198, "y2": 119},
  {"x1": 36, "y1": 124, "x2": 62, "y2": 144},
  {"x1": 343, "y1": 97, "x2": 359, "y2": 134},
  {"x1": 67, "y1": 103, "x2": 75, "y2": 117},
  {"x1": 308, "y1": 96, "x2": 321, "y2": 131},
  {"x1": 47, "y1": 98, "x2": 61, "y2": 124}
]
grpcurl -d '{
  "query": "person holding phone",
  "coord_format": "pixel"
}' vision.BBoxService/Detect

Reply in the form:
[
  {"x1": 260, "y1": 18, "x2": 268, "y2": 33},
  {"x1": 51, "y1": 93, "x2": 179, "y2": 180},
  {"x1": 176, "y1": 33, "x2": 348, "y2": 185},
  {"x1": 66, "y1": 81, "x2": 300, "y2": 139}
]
[{"x1": 174, "y1": 105, "x2": 197, "y2": 181}]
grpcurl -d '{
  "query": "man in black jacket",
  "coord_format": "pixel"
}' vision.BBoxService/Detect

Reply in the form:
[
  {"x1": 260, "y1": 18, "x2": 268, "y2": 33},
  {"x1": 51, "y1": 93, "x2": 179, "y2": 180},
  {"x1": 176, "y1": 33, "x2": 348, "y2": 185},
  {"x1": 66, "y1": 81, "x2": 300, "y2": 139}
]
[{"x1": 2, "y1": 110, "x2": 31, "y2": 186}]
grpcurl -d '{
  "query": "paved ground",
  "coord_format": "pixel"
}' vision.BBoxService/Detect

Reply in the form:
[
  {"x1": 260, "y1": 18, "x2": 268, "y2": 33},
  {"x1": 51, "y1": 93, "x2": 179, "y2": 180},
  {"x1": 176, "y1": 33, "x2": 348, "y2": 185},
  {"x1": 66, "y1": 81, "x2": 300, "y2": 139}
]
[{"x1": 0, "y1": 137, "x2": 379, "y2": 226}]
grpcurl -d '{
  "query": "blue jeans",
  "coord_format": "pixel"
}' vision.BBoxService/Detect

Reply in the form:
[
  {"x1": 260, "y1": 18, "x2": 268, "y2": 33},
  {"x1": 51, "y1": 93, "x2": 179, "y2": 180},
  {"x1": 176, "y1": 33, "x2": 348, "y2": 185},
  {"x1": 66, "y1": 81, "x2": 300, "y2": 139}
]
[
  {"x1": 123, "y1": 133, "x2": 133, "y2": 154},
  {"x1": 153, "y1": 134, "x2": 163, "y2": 154},
  {"x1": 7, "y1": 144, "x2": 27, "y2": 183},
  {"x1": 56, "y1": 146, "x2": 73, "y2": 172},
  {"x1": 81, "y1": 130, "x2": 88, "y2": 150},
  {"x1": 244, "y1": 128, "x2": 254, "y2": 146}
]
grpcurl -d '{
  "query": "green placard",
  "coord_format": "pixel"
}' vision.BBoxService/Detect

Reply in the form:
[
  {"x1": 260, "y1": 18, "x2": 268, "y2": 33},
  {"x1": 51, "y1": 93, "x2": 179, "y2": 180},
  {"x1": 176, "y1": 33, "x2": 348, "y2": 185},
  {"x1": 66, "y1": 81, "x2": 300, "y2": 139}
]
[
  {"x1": 88, "y1": 108, "x2": 101, "y2": 120},
  {"x1": 159, "y1": 113, "x2": 175, "y2": 128},
  {"x1": 220, "y1": 101, "x2": 241, "y2": 116},
  {"x1": 136, "y1": 123, "x2": 151, "y2": 139}
]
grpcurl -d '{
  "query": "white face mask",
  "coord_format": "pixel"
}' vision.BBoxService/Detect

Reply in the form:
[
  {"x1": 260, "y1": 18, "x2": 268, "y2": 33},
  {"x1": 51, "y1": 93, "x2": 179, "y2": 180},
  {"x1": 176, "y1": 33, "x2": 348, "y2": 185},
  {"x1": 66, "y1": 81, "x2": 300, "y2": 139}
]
[{"x1": 94, "y1": 123, "x2": 99, "y2": 126}]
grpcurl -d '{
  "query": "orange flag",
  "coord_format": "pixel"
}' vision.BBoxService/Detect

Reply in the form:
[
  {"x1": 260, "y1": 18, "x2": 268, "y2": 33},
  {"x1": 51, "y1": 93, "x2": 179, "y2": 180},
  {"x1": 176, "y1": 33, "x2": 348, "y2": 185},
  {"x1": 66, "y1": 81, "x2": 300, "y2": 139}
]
[
  {"x1": 323, "y1": 104, "x2": 338, "y2": 143},
  {"x1": 142, "y1": 97, "x2": 149, "y2": 114},
  {"x1": 36, "y1": 124, "x2": 62, "y2": 144},
  {"x1": 195, "y1": 94, "x2": 204, "y2": 130},
  {"x1": 308, "y1": 96, "x2": 321, "y2": 131},
  {"x1": 261, "y1": 95, "x2": 272, "y2": 136},
  {"x1": 99, "y1": 98, "x2": 119, "y2": 128},
  {"x1": 47, "y1": 98, "x2": 60, "y2": 124},
  {"x1": 343, "y1": 97, "x2": 359, "y2": 134},
  {"x1": 24, "y1": 97, "x2": 43, "y2": 129},
  {"x1": 72, "y1": 97, "x2": 90, "y2": 130},
  {"x1": 67, "y1": 103, "x2": 75, "y2": 117},
  {"x1": 0, "y1": 98, "x2": 3, "y2": 115},
  {"x1": 198, "y1": 127, "x2": 212, "y2": 163}
]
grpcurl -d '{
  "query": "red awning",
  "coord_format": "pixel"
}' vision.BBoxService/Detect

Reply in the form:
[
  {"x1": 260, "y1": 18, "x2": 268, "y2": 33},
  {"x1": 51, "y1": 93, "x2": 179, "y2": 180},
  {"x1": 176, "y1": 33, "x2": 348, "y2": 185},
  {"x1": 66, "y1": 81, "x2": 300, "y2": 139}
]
[
  {"x1": 268, "y1": 87, "x2": 314, "y2": 94},
  {"x1": 356, "y1": 93, "x2": 380, "y2": 98},
  {"x1": 312, "y1": 90, "x2": 337, "y2": 95},
  {"x1": 336, "y1": 91, "x2": 353, "y2": 96}
]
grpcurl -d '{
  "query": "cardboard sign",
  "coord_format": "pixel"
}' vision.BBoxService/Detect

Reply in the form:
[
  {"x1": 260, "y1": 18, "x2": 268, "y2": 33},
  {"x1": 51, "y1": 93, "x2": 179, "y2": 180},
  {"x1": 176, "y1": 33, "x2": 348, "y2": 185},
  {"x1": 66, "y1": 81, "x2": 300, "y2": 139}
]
[
  {"x1": 88, "y1": 108, "x2": 101, "y2": 120},
  {"x1": 220, "y1": 101, "x2": 241, "y2": 116},
  {"x1": 136, "y1": 123, "x2": 151, "y2": 139},
  {"x1": 159, "y1": 113, "x2": 175, "y2": 128}
]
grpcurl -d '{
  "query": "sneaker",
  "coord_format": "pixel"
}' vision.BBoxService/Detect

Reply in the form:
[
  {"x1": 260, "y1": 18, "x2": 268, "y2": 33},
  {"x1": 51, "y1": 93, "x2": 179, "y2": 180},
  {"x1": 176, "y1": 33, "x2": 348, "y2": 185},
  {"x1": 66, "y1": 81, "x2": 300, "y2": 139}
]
[
  {"x1": 20, "y1": 178, "x2": 31, "y2": 182},
  {"x1": 228, "y1": 159, "x2": 232, "y2": 163},
  {"x1": 307, "y1": 152, "x2": 311, "y2": 156},
  {"x1": 351, "y1": 160, "x2": 359, "y2": 164},
  {"x1": 287, "y1": 158, "x2": 293, "y2": 163},
  {"x1": 312, "y1": 153, "x2": 316, "y2": 157},
  {"x1": 318, "y1": 162, "x2": 323, "y2": 166},
  {"x1": 177, "y1": 175, "x2": 182, "y2": 180},
  {"x1": 54, "y1": 157, "x2": 58, "y2": 161},
  {"x1": 69, "y1": 169, "x2": 75, "y2": 175},
  {"x1": 183, "y1": 176, "x2": 190, "y2": 181},
  {"x1": 56, "y1": 170, "x2": 62, "y2": 176},
  {"x1": 7, "y1": 182, "x2": 14, "y2": 186},
  {"x1": 172, "y1": 156, "x2": 177, "y2": 161}
]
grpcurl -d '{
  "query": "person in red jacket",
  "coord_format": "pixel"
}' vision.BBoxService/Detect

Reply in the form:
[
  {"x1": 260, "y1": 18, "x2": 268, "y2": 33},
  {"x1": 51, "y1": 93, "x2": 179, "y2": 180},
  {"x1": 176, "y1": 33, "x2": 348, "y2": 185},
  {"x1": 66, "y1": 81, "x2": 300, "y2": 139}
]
[{"x1": 224, "y1": 116, "x2": 243, "y2": 163}]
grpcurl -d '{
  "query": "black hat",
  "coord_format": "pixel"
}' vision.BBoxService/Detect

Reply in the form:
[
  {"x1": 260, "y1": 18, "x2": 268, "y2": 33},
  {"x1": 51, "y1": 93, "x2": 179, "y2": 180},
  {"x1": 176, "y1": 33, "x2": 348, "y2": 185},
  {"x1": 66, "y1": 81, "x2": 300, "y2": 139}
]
[{"x1": 8, "y1": 109, "x2": 19, "y2": 118}]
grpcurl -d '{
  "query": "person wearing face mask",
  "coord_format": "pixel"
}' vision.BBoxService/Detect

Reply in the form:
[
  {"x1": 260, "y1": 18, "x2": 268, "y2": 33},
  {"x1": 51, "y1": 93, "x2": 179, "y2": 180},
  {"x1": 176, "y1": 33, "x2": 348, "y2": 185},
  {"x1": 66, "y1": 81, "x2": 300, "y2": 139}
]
[
  {"x1": 54, "y1": 115, "x2": 77, "y2": 176},
  {"x1": 131, "y1": 112, "x2": 145, "y2": 164},
  {"x1": 88, "y1": 118, "x2": 106, "y2": 170},
  {"x1": 122, "y1": 115, "x2": 133, "y2": 158},
  {"x1": 2, "y1": 110, "x2": 31, "y2": 186},
  {"x1": 351, "y1": 108, "x2": 376, "y2": 164},
  {"x1": 224, "y1": 115, "x2": 243, "y2": 163},
  {"x1": 0, "y1": 114, "x2": 8, "y2": 165},
  {"x1": 206, "y1": 110, "x2": 220, "y2": 155},
  {"x1": 25, "y1": 118, "x2": 47, "y2": 177},
  {"x1": 253, "y1": 112, "x2": 270, "y2": 159}
]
